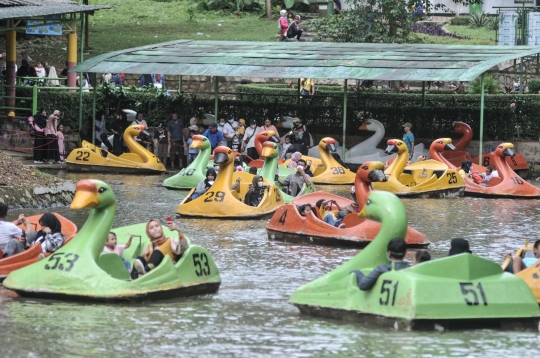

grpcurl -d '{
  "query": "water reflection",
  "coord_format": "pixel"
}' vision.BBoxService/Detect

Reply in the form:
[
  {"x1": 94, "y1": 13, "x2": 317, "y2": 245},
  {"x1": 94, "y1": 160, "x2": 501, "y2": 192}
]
[{"x1": 3, "y1": 172, "x2": 540, "y2": 356}]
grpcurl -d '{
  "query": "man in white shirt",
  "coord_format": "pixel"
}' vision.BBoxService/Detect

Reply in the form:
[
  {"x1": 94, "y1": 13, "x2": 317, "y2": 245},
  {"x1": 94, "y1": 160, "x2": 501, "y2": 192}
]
[
  {"x1": 0, "y1": 202, "x2": 30, "y2": 257},
  {"x1": 217, "y1": 115, "x2": 236, "y2": 147}
]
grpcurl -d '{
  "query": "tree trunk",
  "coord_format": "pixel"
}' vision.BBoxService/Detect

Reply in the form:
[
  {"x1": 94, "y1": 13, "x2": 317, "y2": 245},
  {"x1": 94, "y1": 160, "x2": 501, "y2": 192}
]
[{"x1": 266, "y1": 0, "x2": 272, "y2": 18}]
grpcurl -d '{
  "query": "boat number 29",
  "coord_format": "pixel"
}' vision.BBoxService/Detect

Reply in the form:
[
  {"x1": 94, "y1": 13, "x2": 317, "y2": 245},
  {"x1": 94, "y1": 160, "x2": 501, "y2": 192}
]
[
  {"x1": 44, "y1": 252, "x2": 79, "y2": 272},
  {"x1": 75, "y1": 151, "x2": 90, "y2": 161},
  {"x1": 459, "y1": 282, "x2": 488, "y2": 306},
  {"x1": 447, "y1": 172, "x2": 458, "y2": 184},
  {"x1": 379, "y1": 280, "x2": 399, "y2": 306},
  {"x1": 204, "y1": 191, "x2": 225, "y2": 202},
  {"x1": 192, "y1": 253, "x2": 211, "y2": 276}
]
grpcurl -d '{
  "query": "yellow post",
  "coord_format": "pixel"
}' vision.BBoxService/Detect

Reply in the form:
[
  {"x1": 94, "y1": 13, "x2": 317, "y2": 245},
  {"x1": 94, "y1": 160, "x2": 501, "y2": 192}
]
[
  {"x1": 5, "y1": 31, "x2": 16, "y2": 111},
  {"x1": 67, "y1": 33, "x2": 78, "y2": 89}
]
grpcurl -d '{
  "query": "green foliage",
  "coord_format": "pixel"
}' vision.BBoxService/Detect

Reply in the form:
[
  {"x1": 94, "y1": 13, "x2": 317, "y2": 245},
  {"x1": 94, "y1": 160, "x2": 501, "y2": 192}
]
[
  {"x1": 450, "y1": 16, "x2": 470, "y2": 25},
  {"x1": 311, "y1": 0, "x2": 419, "y2": 43},
  {"x1": 189, "y1": 0, "x2": 265, "y2": 12},
  {"x1": 469, "y1": 11, "x2": 489, "y2": 28},
  {"x1": 528, "y1": 79, "x2": 540, "y2": 94},
  {"x1": 486, "y1": 16, "x2": 498, "y2": 31},
  {"x1": 469, "y1": 74, "x2": 499, "y2": 94}
]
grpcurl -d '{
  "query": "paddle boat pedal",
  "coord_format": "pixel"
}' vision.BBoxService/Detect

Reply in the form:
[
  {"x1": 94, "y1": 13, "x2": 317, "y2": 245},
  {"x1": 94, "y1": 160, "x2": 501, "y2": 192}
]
[
  {"x1": 3, "y1": 180, "x2": 221, "y2": 301},
  {"x1": 290, "y1": 191, "x2": 540, "y2": 330}
]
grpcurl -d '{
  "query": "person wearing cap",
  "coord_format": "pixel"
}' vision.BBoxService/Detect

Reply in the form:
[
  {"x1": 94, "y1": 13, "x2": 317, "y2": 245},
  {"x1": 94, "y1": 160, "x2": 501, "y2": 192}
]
[
  {"x1": 402, "y1": 122, "x2": 415, "y2": 160},
  {"x1": 203, "y1": 123, "x2": 225, "y2": 153},
  {"x1": 448, "y1": 238, "x2": 472, "y2": 256},
  {"x1": 279, "y1": 9, "x2": 289, "y2": 41},
  {"x1": 241, "y1": 118, "x2": 261, "y2": 161},
  {"x1": 287, "y1": 15, "x2": 303, "y2": 41},
  {"x1": 154, "y1": 123, "x2": 168, "y2": 166},
  {"x1": 351, "y1": 238, "x2": 410, "y2": 291},
  {"x1": 167, "y1": 113, "x2": 185, "y2": 169}
]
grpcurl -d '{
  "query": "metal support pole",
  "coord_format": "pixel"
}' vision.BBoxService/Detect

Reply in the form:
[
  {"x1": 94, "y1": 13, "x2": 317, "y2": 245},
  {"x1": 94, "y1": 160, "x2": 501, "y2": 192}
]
[
  {"x1": 214, "y1": 77, "x2": 219, "y2": 121},
  {"x1": 178, "y1": 75, "x2": 182, "y2": 95},
  {"x1": 78, "y1": 12, "x2": 86, "y2": 143},
  {"x1": 91, "y1": 84, "x2": 97, "y2": 147},
  {"x1": 342, "y1": 79, "x2": 348, "y2": 159},
  {"x1": 520, "y1": 6, "x2": 525, "y2": 93},
  {"x1": 32, "y1": 85, "x2": 38, "y2": 115},
  {"x1": 421, "y1": 81, "x2": 426, "y2": 107},
  {"x1": 478, "y1": 73, "x2": 485, "y2": 165},
  {"x1": 297, "y1": 78, "x2": 301, "y2": 104}
]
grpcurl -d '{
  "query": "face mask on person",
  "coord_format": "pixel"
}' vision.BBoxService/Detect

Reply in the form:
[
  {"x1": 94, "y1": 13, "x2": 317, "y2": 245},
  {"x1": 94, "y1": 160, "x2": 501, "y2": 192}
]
[
  {"x1": 257, "y1": 182, "x2": 263, "y2": 187},
  {"x1": 228, "y1": 119, "x2": 234, "y2": 123},
  {"x1": 297, "y1": 165, "x2": 304, "y2": 171},
  {"x1": 219, "y1": 122, "x2": 225, "y2": 127},
  {"x1": 208, "y1": 180, "x2": 214, "y2": 185},
  {"x1": 250, "y1": 124, "x2": 256, "y2": 128}
]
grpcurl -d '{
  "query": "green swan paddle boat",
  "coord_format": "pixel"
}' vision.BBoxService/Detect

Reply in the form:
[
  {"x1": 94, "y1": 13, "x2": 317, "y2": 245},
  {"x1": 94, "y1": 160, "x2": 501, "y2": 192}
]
[
  {"x1": 258, "y1": 141, "x2": 315, "y2": 203},
  {"x1": 162, "y1": 135, "x2": 213, "y2": 190},
  {"x1": 289, "y1": 191, "x2": 540, "y2": 330},
  {"x1": 4, "y1": 179, "x2": 221, "y2": 302}
]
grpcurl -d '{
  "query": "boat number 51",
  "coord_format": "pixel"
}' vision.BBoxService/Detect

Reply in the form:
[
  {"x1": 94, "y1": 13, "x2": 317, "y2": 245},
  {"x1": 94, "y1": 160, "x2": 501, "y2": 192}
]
[
  {"x1": 192, "y1": 253, "x2": 211, "y2": 277},
  {"x1": 44, "y1": 252, "x2": 79, "y2": 272},
  {"x1": 379, "y1": 279, "x2": 399, "y2": 306},
  {"x1": 459, "y1": 282, "x2": 488, "y2": 306}
]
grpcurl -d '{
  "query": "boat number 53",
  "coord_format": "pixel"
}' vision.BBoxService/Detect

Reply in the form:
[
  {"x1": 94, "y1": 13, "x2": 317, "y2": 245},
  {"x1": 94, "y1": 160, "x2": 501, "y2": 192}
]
[
  {"x1": 192, "y1": 253, "x2": 211, "y2": 276},
  {"x1": 44, "y1": 252, "x2": 79, "y2": 272},
  {"x1": 459, "y1": 282, "x2": 488, "y2": 306}
]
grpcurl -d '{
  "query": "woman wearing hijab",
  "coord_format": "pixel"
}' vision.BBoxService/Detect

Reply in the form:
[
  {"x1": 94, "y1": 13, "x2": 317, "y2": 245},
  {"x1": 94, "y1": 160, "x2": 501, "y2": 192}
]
[
  {"x1": 244, "y1": 175, "x2": 266, "y2": 207},
  {"x1": 44, "y1": 110, "x2": 61, "y2": 163},
  {"x1": 458, "y1": 160, "x2": 472, "y2": 180},
  {"x1": 27, "y1": 213, "x2": 65, "y2": 258},
  {"x1": 192, "y1": 168, "x2": 217, "y2": 200},
  {"x1": 47, "y1": 66, "x2": 60, "y2": 86},
  {"x1": 131, "y1": 218, "x2": 189, "y2": 278},
  {"x1": 31, "y1": 107, "x2": 48, "y2": 163},
  {"x1": 288, "y1": 151, "x2": 302, "y2": 169},
  {"x1": 279, "y1": 9, "x2": 289, "y2": 41}
]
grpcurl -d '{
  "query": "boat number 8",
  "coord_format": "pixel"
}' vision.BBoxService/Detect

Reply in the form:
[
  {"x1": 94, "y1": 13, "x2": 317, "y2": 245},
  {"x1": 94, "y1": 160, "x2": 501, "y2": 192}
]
[
  {"x1": 204, "y1": 191, "x2": 226, "y2": 202},
  {"x1": 75, "y1": 151, "x2": 90, "y2": 161},
  {"x1": 44, "y1": 252, "x2": 79, "y2": 272},
  {"x1": 192, "y1": 253, "x2": 211, "y2": 276},
  {"x1": 447, "y1": 172, "x2": 458, "y2": 184},
  {"x1": 379, "y1": 279, "x2": 399, "y2": 306},
  {"x1": 459, "y1": 282, "x2": 488, "y2": 306},
  {"x1": 180, "y1": 168, "x2": 196, "y2": 176},
  {"x1": 331, "y1": 167, "x2": 346, "y2": 175}
]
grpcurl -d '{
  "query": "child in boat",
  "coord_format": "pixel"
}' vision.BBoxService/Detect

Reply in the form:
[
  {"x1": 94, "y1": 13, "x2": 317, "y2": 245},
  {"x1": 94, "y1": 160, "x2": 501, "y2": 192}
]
[
  {"x1": 414, "y1": 250, "x2": 431, "y2": 264},
  {"x1": 298, "y1": 204, "x2": 313, "y2": 217},
  {"x1": 281, "y1": 136, "x2": 292, "y2": 160},
  {"x1": 505, "y1": 239, "x2": 540, "y2": 274},
  {"x1": 351, "y1": 238, "x2": 410, "y2": 291},
  {"x1": 192, "y1": 168, "x2": 216, "y2": 200},
  {"x1": 0, "y1": 202, "x2": 31, "y2": 257},
  {"x1": 27, "y1": 213, "x2": 66, "y2": 260},
  {"x1": 317, "y1": 199, "x2": 347, "y2": 228},
  {"x1": 231, "y1": 134, "x2": 241, "y2": 152},
  {"x1": 103, "y1": 232, "x2": 133, "y2": 270},
  {"x1": 132, "y1": 218, "x2": 189, "y2": 278}
]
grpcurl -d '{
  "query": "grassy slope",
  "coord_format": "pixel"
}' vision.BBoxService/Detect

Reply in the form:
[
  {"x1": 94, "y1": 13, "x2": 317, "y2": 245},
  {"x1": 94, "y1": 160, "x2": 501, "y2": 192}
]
[
  {"x1": 414, "y1": 24, "x2": 496, "y2": 45},
  {"x1": 88, "y1": 0, "x2": 278, "y2": 57}
]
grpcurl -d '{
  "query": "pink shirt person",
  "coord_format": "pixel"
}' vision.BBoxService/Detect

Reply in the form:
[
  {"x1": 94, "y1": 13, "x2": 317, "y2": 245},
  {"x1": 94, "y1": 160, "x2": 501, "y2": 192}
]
[{"x1": 103, "y1": 232, "x2": 133, "y2": 256}]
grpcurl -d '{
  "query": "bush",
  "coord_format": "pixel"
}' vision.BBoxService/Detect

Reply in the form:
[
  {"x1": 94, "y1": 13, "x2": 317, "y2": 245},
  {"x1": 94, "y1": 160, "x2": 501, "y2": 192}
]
[
  {"x1": 469, "y1": 11, "x2": 489, "y2": 28},
  {"x1": 469, "y1": 74, "x2": 499, "y2": 94},
  {"x1": 450, "y1": 15, "x2": 470, "y2": 25},
  {"x1": 528, "y1": 79, "x2": 540, "y2": 94}
]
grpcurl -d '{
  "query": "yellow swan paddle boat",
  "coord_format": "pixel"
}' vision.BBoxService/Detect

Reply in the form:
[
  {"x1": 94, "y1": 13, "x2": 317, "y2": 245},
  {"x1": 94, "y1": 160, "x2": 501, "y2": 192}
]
[
  {"x1": 502, "y1": 239, "x2": 540, "y2": 303},
  {"x1": 307, "y1": 137, "x2": 355, "y2": 185},
  {"x1": 176, "y1": 146, "x2": 284, "y2": 218},
  {"x1": 66, "y1": 124, "x2": 165, "y2": 174},
  {"x1": 371, "y1": 139, "x2": 465, "y2": 198}
]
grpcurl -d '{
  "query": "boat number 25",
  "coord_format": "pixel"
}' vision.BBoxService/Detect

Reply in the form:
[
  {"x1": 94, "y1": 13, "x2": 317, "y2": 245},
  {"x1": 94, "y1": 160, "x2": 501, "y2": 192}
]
[
  {"x1": 459, "y1": 282, "x2": 488, "y2": 306},
  {"x1": 447, "y1": 172, "x2": 458, "y2": 184},
  {"x1": 44, "y1": 252, "x2": 79, "y2": 272},
  {"x1": 192, "y1": 253, "x2": 211, "y2": 276},
  {"x1": 379, "y1": 280, "x2": 399, "y2": 306},
  {"x1": 75, "y1": 151, "x2": 90, "y2": 161}
]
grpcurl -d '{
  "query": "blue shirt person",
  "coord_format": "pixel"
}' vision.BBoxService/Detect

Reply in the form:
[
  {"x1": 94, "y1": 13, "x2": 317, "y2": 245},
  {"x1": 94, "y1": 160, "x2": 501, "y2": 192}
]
[
  {"x1": 203, "y1": 123, "x2": 225, "y2": 151},
  {"x1": 402, "y1": 122, "x2": 415, "y2": 159}
]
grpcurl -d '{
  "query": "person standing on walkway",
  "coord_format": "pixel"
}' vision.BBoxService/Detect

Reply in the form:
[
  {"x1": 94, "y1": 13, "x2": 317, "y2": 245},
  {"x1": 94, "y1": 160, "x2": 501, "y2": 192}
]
[
  {"x1": 167, "y1": 113, "x2": 184, "y2": 170},
  {"x1": 30, "y1": 107, "x2": 47, "y2": 163},
  {"x1": 299, "y1": 78, "x2": 315, "y2": 104},
  {"x1": 402, "y1": 122, "x2": 415, "y2": 160},
  {"x1": 279, "y1": 10, "x2": 289, "y2": 41},
  {"x1": 45, "y1": 111, "x2": 60, "y2": 164},
  {"x1": 241, "y1": 118, "x2": 261, "y2": 162}
]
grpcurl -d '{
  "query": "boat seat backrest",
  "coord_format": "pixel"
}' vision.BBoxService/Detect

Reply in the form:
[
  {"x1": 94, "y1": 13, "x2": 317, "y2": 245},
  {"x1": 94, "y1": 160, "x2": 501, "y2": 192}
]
[
  {"x1": 97, "y1": 253, "x2": 131, "y2": 281},
  {"x1": 398, "y1": 173, "x2": 416, "y2": 187},
  {"x1": 314, "y1": 206, "x2": 322, "y2": 220},
  {"x1": 487, "y1": 177, "x2": 502, "y2": 186},
  {"x1": 340, "y1": 213, "x2": 363, "y2": 228}
]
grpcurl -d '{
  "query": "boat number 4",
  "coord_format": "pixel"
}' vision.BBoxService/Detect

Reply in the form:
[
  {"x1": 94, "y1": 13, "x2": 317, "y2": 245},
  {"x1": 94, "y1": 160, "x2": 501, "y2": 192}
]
[
  {"x1": 331, "y1": 167, "x2": 346, "y2": 175},
  {"x1": 459, "y1": 282, "x2": 488, "y2": 306},
  {"x1": 446, "y1": 172, "x2": 458, "y2": 184},
  {"x1": 379, "y1": 280, "x2": 399, "y2": 306},
  {"x1": 75, "y1": 151, "x2": 90, "y2": 161},
  {"x1": 192, "y1": 253, "x2": 211, "y2": 276},
  {"x1": 44, "y1": 252, "x2": 79, "y2": 272}
]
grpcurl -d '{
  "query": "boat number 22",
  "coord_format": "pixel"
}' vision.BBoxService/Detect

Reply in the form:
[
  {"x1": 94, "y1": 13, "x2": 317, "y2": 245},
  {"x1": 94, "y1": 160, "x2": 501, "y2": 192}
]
[
  {"x1": 44, "y1": 252, "x2": 79, "y2": 272},
  {"x1": 192, "y1": 253, "x2": 211, "y2": 276},
  {"x1": 379, "y1": 280, "x2": 399, "y2": 306},
  {"x1": 75, "y1": 151, "x2": 90, "y2": 161},
  {"x1": 460, "y1": 282, "x2": 488, "y2": 306}
]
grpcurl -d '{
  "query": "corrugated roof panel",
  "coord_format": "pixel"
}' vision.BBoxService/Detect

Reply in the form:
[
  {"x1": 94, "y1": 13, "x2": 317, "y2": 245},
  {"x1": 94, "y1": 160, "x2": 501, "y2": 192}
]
[{"x1": 0, "y1": 4, "x2": 111, "y2": 20}]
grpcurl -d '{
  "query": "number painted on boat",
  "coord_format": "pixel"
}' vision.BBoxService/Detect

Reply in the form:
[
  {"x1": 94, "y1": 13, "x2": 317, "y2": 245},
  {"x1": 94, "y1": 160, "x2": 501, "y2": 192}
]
[
  {"x1": 278, "y1": 209, "x2": 287, "y2": 225},
  {"x1": 379, "y1": 280, "x2": 399, "y2": 306},
  {"x1": 331, "y1": 167, "x2": 346, "y2": 175},
  {"x1": 204, "y1": 191, "x2": 226, "y2": 202},
  {"x1": 446, "y1": 172, "x2": 458, "y2": 184},
  {"x1": 180, "y1": 168, "x2": 196, "y2": 176},
  {"x1": 483, "y1": 157, "x2": 490, "y2": 167},
  {"x1": 44, "y1": 252, "x2": 79, "y2": 272},
  {"x1": 192, "y1": 253, "x2": 211, "y2": 277},
  {"x1": 75, "y1": 151, "x2": 90, "y2": 161},
  {"x1": 274, "y1": 187, "x2": 281, "y2": 203},
  {"x1": 511, "y1": 157, "x2": 518, "y2": 166},
  {"x1": 511, "y1": 177, "x2": 524, "y2": 185},
  {"x1": 459, "y1": 282, "x2": 488, "y2": 306}
]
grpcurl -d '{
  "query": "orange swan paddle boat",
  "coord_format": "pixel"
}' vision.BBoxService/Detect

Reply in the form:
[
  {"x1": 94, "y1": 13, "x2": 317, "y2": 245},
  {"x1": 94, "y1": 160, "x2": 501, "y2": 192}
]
[
  {"x1": 266, "y1": 161, "x2": 430, "y2": 248},
  {"x1": 442, "y1": 121, "x2": 529, "y2": 178},
  {"x1": 431, "y1": 140, "x2": 540, "y2": 198},
  {"x1": 243, "y1": 130, "x2": 281, "y2": 168},
  {"x1": 0, "y1": 213, "x2": 77, "y2": 281}
]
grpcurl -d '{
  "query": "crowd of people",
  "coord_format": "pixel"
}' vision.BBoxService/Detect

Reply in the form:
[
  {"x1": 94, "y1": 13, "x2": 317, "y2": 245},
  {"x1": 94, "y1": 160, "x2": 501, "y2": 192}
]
[{"x1": 29, "y1": 107, "x2": 65, "y2": 164}]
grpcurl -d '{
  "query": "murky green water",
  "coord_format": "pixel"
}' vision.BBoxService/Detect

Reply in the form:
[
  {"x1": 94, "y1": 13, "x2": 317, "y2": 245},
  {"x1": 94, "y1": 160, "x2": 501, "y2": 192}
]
[{"x1": 3, "y1": 171, "x2": 540, "y2": 357}]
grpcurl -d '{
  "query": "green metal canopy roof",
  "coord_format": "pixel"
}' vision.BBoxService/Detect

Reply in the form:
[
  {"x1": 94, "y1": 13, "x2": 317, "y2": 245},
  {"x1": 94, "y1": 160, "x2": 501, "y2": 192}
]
[
  {"x1": 0, "y1": 4, "x2": 111, "y2": 20},
  {"x1": 73, "y1": 40, "x2": 540, "y2": 81}
]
